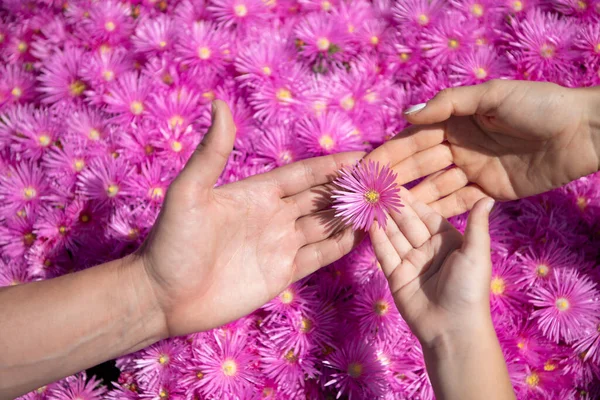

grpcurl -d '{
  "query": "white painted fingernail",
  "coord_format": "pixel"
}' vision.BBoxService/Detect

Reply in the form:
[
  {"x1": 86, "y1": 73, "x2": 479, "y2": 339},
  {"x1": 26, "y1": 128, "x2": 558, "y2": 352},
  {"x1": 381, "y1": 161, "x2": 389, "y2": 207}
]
[
  {"x1": 404, "y1": 103, "x2": 427, "y2": 115},
  {"x1": 486, "y1": 199, "x2": 495, "y2": 212}
]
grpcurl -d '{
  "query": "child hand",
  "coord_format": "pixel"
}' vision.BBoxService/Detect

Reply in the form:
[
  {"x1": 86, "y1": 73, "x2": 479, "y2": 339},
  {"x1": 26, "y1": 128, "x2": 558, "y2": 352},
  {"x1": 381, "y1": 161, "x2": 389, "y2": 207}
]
[{"x1": 369, "y1": 188, "x2": 495, "y2": 348}]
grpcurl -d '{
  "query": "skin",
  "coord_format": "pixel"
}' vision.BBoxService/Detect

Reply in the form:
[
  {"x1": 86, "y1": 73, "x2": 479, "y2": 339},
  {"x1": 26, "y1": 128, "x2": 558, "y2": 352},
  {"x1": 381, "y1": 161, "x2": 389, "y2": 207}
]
[
  {"x1": 370, "y1": 191, "x2": 515, "y2": 400},
  {"x1": 0, "y1": 101, "x2": 364, "y2": 398},
  {"x1": 369, "y1": 80, "x2": 600, "y2": 217}
]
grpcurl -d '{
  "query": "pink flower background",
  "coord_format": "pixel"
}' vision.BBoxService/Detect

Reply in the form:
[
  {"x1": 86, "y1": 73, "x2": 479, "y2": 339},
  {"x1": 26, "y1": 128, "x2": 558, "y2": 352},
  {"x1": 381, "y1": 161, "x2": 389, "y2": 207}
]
[{"x1": 1, "y1": 0, "x2": 599, "y2": 399}]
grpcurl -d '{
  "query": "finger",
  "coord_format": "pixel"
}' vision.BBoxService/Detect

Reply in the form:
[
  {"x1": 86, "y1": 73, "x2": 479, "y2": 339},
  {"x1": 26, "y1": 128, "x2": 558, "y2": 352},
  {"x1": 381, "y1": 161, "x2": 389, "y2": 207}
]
[
  {"x1": 383, "y1": 211, "x2": 414, "y2": 259},
  {"x1": 410, "y1": 167, "x2": 469, "y2": 205},
  {"x1": 461, "y1": 198, "x2": 494, "y2": 257},
  {"x1": 403, "y1": 83, "x2": 492, "y2": 125},
  {"x1": 293, "y1": 228, "x2": 364, "y2": 281},
  {"x1": 366, "y1": 124, "x2": 445, "y2": 168},
  {"x1": 181, "y1": 100, "x2": 235, "y2": 188},
  {"x1": 389, "y1": 188, "x2": 431, "y2": 248},
  {"x1": 248, "y1": 152, "x2": 364, "y2": 198},
  {"x1": 402, "y1": 189, "x2": 456, "y2": 236},
  {"x1": 369, "y1": 216, "x2": 401, "y2": 279},
  {"x1": 287, "y1": 183, "x2": 335, "y2": 217},
  {"x1": 295, "y1": 209, "x2": 342, "y2": 245},
  {"x1": 389, "y1": 143, "x2": 453, "y2": 185},
  {"x1": 429, "y1": 185, "x2": 488, "y2": 218}
]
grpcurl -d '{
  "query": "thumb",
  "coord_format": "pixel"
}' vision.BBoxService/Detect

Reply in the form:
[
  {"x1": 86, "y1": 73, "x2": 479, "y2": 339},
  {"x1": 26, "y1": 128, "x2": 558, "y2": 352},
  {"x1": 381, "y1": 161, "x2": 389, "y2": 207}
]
[
  {"x1": 182, "y1": 100, "x2": 236, "y2": 188},
  {"x1": 461, "y1": 197, "x2": 494, "y2": 257},
  {"x1": 403, "y1": 83, "x2": 490, "y2": 125}
]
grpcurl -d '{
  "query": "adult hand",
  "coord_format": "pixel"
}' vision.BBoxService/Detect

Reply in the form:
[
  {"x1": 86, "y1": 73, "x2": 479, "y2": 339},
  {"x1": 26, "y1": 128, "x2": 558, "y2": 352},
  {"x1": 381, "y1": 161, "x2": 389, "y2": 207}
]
[
  {"x1": 369, "y1": 80, "x2": 600, "y2": 217},
  {"x1": 139, "y1": 101, "x2": 363, "y2": 337},
  {"x1": 369, "y1": 191, "x2": 515, "y2": 400}
]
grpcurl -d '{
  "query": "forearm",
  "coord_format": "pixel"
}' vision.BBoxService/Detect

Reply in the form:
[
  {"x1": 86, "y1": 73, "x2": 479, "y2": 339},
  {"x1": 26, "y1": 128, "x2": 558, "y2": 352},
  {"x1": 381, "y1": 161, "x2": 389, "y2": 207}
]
[
  {"x1": 579, "y1": 85, "x2": 600, "y2": 173},
  {"x1": 0, "y1": 255, "x2": 167, "y2": 399},
  {"x1": 421, "y1": 319, "x2": 515, "y2": 400}
]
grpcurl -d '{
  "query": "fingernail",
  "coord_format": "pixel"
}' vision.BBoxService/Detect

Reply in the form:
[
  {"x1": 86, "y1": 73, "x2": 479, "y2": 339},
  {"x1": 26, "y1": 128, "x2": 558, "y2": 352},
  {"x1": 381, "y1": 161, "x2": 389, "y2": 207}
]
[
  {"x1": 404, "y1": 103, "x2": 427, "y2": 115},
  {"x1": 486, "y1": 199, "x2": 495, "y2": 212}
]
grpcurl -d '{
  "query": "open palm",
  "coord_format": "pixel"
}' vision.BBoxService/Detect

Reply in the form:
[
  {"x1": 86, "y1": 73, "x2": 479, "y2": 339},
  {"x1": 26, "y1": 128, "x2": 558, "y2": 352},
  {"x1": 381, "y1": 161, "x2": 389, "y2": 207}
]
[
  {"x1": 369, "y1": 80, "x2": 599, "y2": 217},
  {"x1": 140, "y1": 101, "x2": 363, "y2": 336},
  {"x1": 369, "y1": 189, "x2": 493, "y2": 345}
]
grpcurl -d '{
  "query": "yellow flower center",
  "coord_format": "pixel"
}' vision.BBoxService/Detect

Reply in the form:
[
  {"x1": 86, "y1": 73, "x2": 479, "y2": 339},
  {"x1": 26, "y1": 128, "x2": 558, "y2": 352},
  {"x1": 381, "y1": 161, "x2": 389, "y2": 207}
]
[
  {"x1": 540, "y1": 43, "x2": 555, "y2": 58},
  {"x1": 198, "y1": 46, "x2": 211, "y2": 60},
  {"x1": 17, "y1": 41, "x2": 28, "y2": 53},
  {"x1": 517, "y1": 341, "x2": 525, "y2": 349},
  {"x1": 348, "y1": 362, "x2": 363, "y2": 378},
  {"x1": 471, "y1": 3, "x2": 484, "y2": 17},
  {"x1": 158, "y1": 354, "x2": 169, "y2": 365},
  {"x1": 38, "y1": 134, "x2": 51, "y2": 147},
  {"x1": 11, "y1": 87, "x2": 22, "y2": 98},
  {"x1": 577, "y1": 196, "x2": 587, "y2": 211},
  {"x1": 319, "y1": 134, "x2": 335, "y2": 151},
  {"x1": 234, "y1": 4, "x2": 248, "y2": 16},
  {"x1": 202, "y1": 90, "x2": 216, "y2": 101},
  {"x1": 536, "y1": 263, "x2": 550, "y2": 277},
  {"x1": 555, "y1": 297, "x2": 570, "y2": 311},
  {"x1": 374, "y1": 300, "x2": 389, "y2": 315},
  {"x1": 284, "y1": 349, "x2": 298, "y2": 362},
  {"x1": 69, "y1": 80, "x2": 86, "y2": 97},
  {"x1": 279, "y1": 150, "x2": 293, "y2": 164},
  {"x1": 276, "y1": 88, "x2": 292, "y2": 102},
  {"x1": 222, "y1": 359, "x2": 237, "y2": 376},
  {"x1": 262, "y1": 65, "x2": 272, "y2": 76},
  {"x1": 280, "y1": 289, "x2": 294, "y2": 304},
  {"x1": 151, "y1": 187, "x2": 164, "y2": 199},
  {"x1": 80, "y1": 214, "x2": 90, "y2": 223},
  {"x1": 544, "y1": 361, "x2": 557, "y2": 371},
  {"x1": 300, "y1": 317, "x2": 312, "y2": 332},
  {"x1": 474, "y1": 67, "x2": 487, "y2": 79},
  {"x1": 340, "y1": 95, "x2": 355, "y2": 111},
  {"x1": 448, "y1": 39, "x2": 460, "y2": 49},
  {"x1": 23, "y1": 232, "x2": 36, "y2": 246},
  {"x1": 399, "y1": 52, "x2": 410, "y2": 62},
  {"x1": 23, "y1": 187, "x2": 37, "y2": 199},
  {"x1": 417, "y1": 14, "x2": 429, "y2": 25},
  {"x1": 171, "y1": 141, "x2": 183, "y2": 152},
  {"x1": 89, "y1": 128, "x2": 101, "y2": 140},
  {"x1": 196, "y1": 371, "x2": 204, "y2": 379},
  {"x1": 595, "y1": 43, "x2": 600, "y2": 53},
  {"x1": 159, "y1": 389, "x2": 168, "y2": 399},
  {"x1": 162, "y1": 73, "x2": 173, "y2": 84},
  {"x1": 321, "y1": 0, "x2": 331, "y2": 11},
  {"x1": 364, "y1": 92, "x2": 377, "y2": 103},
  {"x1": 316, "y1": 37, "x2": 330, "y2": 51},
  {"x1": 578, "y1": 0, "x2": 587, "y2": 10},
  {"x1": 512, "y1": 0, "x2": 523, "y2": 11},
  {"x1": 107, "y1": 184, "x2": 119, "y2": 197},
  {"x1": 105, "y1": 21, "x2": 116, "y2": 32},
  {"x1": 490, "y1": 277, "x2": 505, "y2": 295},
  {"x1": 102, "y1": 70, "x2": 115, "y2": 81},
  {"x1": 168, "y1": 115, "x2": 184, "y2": 129},
  {"x1": 364, "y1": 189, "x2": 380, "y2": 204},
  {"x1": 370, "y1": 36, "x2": 379, "y2": 45},
  {"x1": 73, "y1": 159, "x2": 85, "y2": 172},
  {"x1": 348, "y1": 24, "x2": 355, "y2": 33},
  {"x1": 525, "y1": 372, "x2": 539, "y2": 388},
  {"x1": 130, "y1": 100, "x2": 144, "y2": 115},
  {"x1": 158, "y1": 40, "x2": 167, "y2": 48},
  {"x1": 58, "y1": 226, "x2": 67, "y2": 235}
]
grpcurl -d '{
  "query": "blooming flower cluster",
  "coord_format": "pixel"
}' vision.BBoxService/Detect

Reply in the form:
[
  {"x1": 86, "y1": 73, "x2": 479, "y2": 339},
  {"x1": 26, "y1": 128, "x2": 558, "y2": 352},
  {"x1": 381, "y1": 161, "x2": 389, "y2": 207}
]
[{"x1": 0, "y1": 0, "x2": 599, "y2": 399}]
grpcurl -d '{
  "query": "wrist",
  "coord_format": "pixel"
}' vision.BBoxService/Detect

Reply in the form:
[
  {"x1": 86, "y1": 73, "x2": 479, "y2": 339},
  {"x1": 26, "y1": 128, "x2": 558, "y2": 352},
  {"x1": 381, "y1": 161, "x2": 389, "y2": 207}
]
[{"x1": 119, "y1": 254, "x2": 170, "y2": 345}]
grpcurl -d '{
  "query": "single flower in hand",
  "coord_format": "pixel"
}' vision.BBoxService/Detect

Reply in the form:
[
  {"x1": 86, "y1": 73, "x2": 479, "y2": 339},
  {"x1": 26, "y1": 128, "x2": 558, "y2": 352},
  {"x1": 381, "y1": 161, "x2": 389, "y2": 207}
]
[{"x1": 331, "y1": 160, "x2": 402, "y2": 231}]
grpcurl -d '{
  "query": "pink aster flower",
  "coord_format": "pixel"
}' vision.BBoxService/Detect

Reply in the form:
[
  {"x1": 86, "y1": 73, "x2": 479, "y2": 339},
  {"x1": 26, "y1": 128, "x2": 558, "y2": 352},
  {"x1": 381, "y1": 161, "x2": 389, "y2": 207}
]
[
  {"x1": 324, "y1": 338, "x2": 387, "y2": 399},
  {"x1": 422, "y1": 12, "x2": 478, "y2": 64},
  {"x1": 501, "y1": 0, "x2": 540, "y2": 15},
  {"x1": 103, "y1": 72, "x2": 152, "y2": 124},
  {"x1": 393, "y1": 0, "x2": 444, "y2": 29},
  {"x1": 516, "y1": 240, "x2": 580, "y2": 286},
  {"x1": 48, "y1": 373, "x2": 107, "y2": 400},
  {"x1": 349, "y1": 272, "x2": 403, "y2": 337},
  {"x1": 135, "y1": 339, "x2": 186, "y2": 385},
  {"x1": 511, "y1": 364, "x2": 567, "y2": 399},
  {"x1": 450, "y1": 48, "x2": 509, "y2": 85},
  {"x1": 132, "y1": 15, "x2": 179, "y2": 57},
  {"x1": 507, "y1": 10, "x2": 577, "y2": 82},
  {"x1": 262, "y1": 282, "x2": 315, "y2": 318},
  {"x1": 34, "y1": 207, "x2": 79, "y2": 250},
  {"x1": 0, "y1": 64, "x2": 36, "y2": 108},
  {"x1": 294, "y1": 13, "x2": 352, "y2": 64},
  {"x1": 151, "y1": 124, "x2": 200, "y2": 168},
  {"x1": 0, "y1": 210, "x2": 38, "y2": 258},
  {"x1": 295, "y1": 112, "x2": 363, "y2": 156},
  {"x1": 174, "y1": 21, "x2": 230, "y2": 72},
  {"x1": 573, "y1": 318, "x2": 600, "y2": 365},
  {"x1": 530, "y1": 268, "x2": 599, "y2": 343},
  {"x1": 450, "y1": 0, "x2": 502, "y2": 22},
  {"x1": 193, "y1": 332, "x2": 256, "y2": 399},
  {"x1": 575, "y1": 23, "x2": 600, "y2": 72},
  {"x1": 0, "y1": 161, "x2": 48, "y2": 220},
  {"x1": 174, "y1": 0, "x2": 210, "y2": 27},
  {"x1": 235, "y1": 34, "x2": 294, "y2": 84},
  {"x1": 380, "y1": 33, "x2": 423, "y2": 80},
  {"x1": 37, "y1": 46, "x2": 88, "y2": 105},
  {"x1": 489, "y1": 259, "x2": 529, "y2": 321},
  {"x1": 254, "y1": 125, "x2": 308, "y2": 168},
  {"x1": 26, "y1": 242, "x2": 72, "y2": 279},
  {"x1": 81, "y1": 0, "x2": 134, "y2": 47},
  {"x1": 77, "y1": 156, "x2": 133, "y2": 205},
  {"x1": 328, "y1": 68, "x2": 389, "y2": 119},
  {"x1": 207, "y1": 0, "x2": 269, "y2": 29},
  {"x1": 552, "y1": 0, "x2": 597, "y2": 19},
  {"x1": 0, "y1": 259, "x2": 31, "y2": 287},
  {"x1": 65, "y1": 106, "x2": 109, "y2": 148},
  {"x1": 12, "y1": 108, "x2": 61, "y2": 161},
  {"x1": 80, "y1": 48, "x2": 133, "y2": 104},
  {"x1": 147, "y1": 86, "x2": 203, "y2": 131},
  {"x1": 299, "y1": 0, "x2": 340, "y2": 12},
  {"x1": 331, "y1": 160, "x2": 402, "y2": 231},
  {"x1": 124, "y1": 161, "x2": 174, "y2": 206}
]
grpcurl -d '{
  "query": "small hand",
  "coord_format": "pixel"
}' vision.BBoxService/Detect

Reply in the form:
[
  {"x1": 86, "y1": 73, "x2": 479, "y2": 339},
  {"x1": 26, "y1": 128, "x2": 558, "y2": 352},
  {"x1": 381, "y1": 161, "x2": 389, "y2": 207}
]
[
  {"x1": 369, "y1": 80, "x2": 600, "y2": 217},
  {"x1": 138, "y1": 101, "x2": 363, "y2": 337},
  {"x1": 369, "y1": 189, "x2": 494, "y2": 346}
]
